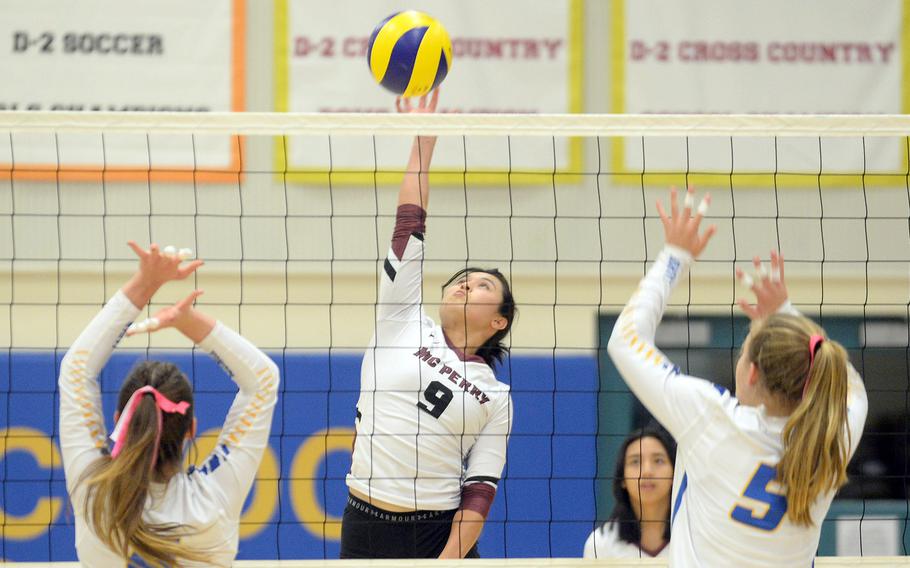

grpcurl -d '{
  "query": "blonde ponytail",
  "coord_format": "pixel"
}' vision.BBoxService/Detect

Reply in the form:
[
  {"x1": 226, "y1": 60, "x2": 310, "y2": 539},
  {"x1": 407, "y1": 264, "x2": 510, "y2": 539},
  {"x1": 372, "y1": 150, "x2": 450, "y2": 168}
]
[
  {"x1": 747, "y1": 315, "x2": 850, "y2": 526},
  {"x1": 78, "y1": 361, "x2": 206, "y2": 566}
]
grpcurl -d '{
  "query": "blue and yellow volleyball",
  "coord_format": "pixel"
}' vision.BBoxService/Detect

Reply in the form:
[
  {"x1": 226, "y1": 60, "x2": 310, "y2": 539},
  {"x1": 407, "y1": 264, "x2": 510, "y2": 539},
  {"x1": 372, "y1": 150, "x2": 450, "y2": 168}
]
[{"x1": 367, "y1": 11, "x2": 452, "y2": 98}]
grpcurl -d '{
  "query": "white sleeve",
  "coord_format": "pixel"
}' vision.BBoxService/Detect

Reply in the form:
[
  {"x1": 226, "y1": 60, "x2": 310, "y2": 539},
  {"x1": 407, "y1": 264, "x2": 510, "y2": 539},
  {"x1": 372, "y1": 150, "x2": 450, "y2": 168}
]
[
  {"x1": 778, "y1": 301, "x2": 869, "y2": 456},
  {"x1": 582, "y1": 528, "x2": 597, "y2": 558},
  {"x1": 463, "y1": 393, "x2": 513, "y2": 488},
  {"x1": 377, "y1": 204, "x2": 426, "y2": 324},
  {"x1": 59, "y1": 290, "x2": 140, "y2": 492},
  {"x1": 607, "y1": 246, "x2": 730, "y2": 443},
  {"x1": 193, "y1": 322, "x2": 280, "y2": 518}
]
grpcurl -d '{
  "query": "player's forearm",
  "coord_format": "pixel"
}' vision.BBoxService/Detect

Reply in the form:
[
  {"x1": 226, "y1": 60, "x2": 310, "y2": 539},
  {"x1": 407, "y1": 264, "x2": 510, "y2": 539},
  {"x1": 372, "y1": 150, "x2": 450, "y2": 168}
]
[
  {"x1": 398, "y1": 136, "x2": 436, "y2": 208},
  {"x1": 174, "y1": 308, "x2": 216, "y2": 344},
  {"x1": 608, "y1": 246, "x2": 691, "y2": 416},
  {"x1": 438, "y1": 509, "x2": 485, "y2": 559},
  {"x1": 612, "y1": 245, "x2": 691, "y2": 344},
  {"x1": 121, "y1": 271, "x2": 160, "y2": 309}
]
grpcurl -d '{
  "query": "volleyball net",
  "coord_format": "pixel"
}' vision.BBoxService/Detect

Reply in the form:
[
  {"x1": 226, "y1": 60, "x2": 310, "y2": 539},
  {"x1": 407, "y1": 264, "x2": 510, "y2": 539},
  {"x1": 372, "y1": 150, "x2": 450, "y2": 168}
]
[{"x1": 1, "y1": 112, "x2": 909, "y2": 562}]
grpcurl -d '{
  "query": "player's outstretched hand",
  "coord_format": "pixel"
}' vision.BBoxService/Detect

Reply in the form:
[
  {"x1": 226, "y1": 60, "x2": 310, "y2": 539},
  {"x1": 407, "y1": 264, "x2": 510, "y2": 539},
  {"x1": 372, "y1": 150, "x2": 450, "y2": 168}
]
[
  {"x1": 126, "y1": 290, "x2": 203, "y2": 337},
  {"x1": 396, "y1": 87, "x2": 439, "y2": 114},
  {"x1": 656, "y1": 185, "x2": 716, "y2": 259},
  {"x1": 737, "y1": 250, "x2": 789, "y2": 321},
  {"x1": 127, "y1": 241, "x2": 203, "y2": 289},
  {"x1": 122, "y1": 241, "x2": 204, "y2": 309}
]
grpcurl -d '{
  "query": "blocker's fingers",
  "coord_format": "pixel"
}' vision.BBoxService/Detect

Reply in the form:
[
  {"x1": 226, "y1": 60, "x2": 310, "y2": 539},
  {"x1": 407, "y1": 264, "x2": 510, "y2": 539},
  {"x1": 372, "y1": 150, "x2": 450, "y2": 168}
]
[
  {"x1": 176, "y1": 260, "x2": 204, "y2": 279},
  {"x1": 127, "y1": 240, "x2": 146, "y2": 258},
  {"x1": 737, "y1": 268, "x2": 754, "y2": 290},
  {"x1": 770, "y1": 259, "x2": 781, "y2": 282},
  {"x1": 683, "y1": 190, "x2": 695, "y2": 212},
  {"x1": 126, "y1": 317, "x2": 160, "y2": 336},
  {"x1": 697, "y1": 195, "x2": 710, "y2": 217},
  {"x1": 656, "y1": 199, "x2": 670, "y2": 228},
  {"x1": 770, "y1": 250, "x2": 784, "y2": 283},
  {"x1": 163, "y1": 245, "x2": 177, "y2": 258},
  {"x1": 669, "y1": 186, "x2": 679, "y2": 218},
  {"x1": 737, "y1": 298, "x2": 760, "y2": 320},
  {"x1": 176, "y1": 289, "x2": 204, "y2": 309},
  {"x1": 693, "y1": 194, "x2": 711, "y2": 225},
  {"x1": 429, "y1": 87, "x2": 440, "y2": 109},
  {"x1": 177, "y1": 248, "x2": 193, "y2": 261}
]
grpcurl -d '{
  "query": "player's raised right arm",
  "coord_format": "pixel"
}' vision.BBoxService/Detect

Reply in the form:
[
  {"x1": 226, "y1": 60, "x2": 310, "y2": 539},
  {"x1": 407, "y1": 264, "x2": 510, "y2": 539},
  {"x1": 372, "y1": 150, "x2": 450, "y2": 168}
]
[
  {"x1": 396, "y1": 89, "x2": 438, "y2": 210},
  {"x1": 378, "y1": 91, "x2": 440, "y2": 322},
  {"x1": 607, "y1": 187, "x2": 718, "y2": 439}
]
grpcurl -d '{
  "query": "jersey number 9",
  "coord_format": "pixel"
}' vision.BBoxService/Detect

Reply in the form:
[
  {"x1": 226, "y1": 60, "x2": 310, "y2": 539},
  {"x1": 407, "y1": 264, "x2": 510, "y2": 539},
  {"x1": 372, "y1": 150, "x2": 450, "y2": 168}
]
[
  {"x1": 731, "y1": 463, "x2": 788, "y2": 531},
  {"x1": 417, "y1": 381, "x2": 454, "y2": 419}
]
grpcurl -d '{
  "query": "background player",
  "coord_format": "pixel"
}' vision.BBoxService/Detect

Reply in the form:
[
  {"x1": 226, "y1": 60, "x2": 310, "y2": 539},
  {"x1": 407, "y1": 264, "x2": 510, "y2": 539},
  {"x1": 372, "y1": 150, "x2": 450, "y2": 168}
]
[
  {"x1": 59, "y1": 242, "x2": 280, "y2": 567},
  {"x1": 608, "y1": 187, "x2": 868, "y2": 566},
  {"x1": 583, "y1": 426, "x2": 675, "y2": 559},
  {"x1": 341, "y1": 90, "x2": 516, "y2": 559}
]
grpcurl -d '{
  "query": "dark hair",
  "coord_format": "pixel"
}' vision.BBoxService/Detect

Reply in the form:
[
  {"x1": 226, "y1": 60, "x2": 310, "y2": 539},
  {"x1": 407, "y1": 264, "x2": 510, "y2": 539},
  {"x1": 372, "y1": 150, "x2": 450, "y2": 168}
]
[
  {"x1": 79, "y1": 360, "x2": 203, "y2": 565},
  {"x1": 607, "y1": 426, "x2": 676, "y2": 546},
  {"x1": 441, "y1": 267, "x2": 517, "y2": 367}
]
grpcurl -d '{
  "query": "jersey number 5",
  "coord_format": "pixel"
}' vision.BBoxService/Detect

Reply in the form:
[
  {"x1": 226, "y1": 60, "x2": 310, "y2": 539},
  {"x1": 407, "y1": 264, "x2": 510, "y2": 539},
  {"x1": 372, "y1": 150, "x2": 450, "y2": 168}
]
[
  {"x1": 417, "y1": 381, "x2": 454, "y2": 419},
  {"x1": 731, "y1": 463, "x2": 788, "y2": 531}
]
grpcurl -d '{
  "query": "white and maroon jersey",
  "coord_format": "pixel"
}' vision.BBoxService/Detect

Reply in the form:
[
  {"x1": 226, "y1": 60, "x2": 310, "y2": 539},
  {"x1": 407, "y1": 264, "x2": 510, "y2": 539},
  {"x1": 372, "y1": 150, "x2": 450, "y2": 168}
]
[
  {"x1": 582, "y1": 521, "x2": 669, "y2": 559},
  {"x1": 346, "y1": 205, "x2": 513, "y2": 510},
  {"x1": 59, "y1": 290, "x2": 280, "y2": 568},
  {"x1": 608, "y1": 246, "x2": 868, "y2": 568}
]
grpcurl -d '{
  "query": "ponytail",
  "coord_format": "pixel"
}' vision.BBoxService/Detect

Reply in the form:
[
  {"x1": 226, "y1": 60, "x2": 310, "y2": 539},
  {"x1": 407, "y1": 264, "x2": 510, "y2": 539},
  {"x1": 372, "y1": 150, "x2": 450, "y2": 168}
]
[
  {"x1": 748, "y1": 315, "x2": 850, "y2": 526},
  {"x1": 78, "y1": 361, "x2": 205, "y2": 566}
]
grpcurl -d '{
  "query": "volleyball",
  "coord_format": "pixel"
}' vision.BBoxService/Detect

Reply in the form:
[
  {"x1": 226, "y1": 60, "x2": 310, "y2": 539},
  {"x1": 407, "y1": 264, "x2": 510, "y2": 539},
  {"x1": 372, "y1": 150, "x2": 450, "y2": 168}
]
[{"x1": 367, "y1": 10, "x2": 452, "y2": 98}]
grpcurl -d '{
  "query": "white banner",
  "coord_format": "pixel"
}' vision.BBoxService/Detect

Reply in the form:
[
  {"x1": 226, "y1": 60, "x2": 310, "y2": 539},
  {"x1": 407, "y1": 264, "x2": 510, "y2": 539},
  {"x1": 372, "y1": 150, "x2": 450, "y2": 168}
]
[
  {"x1": 278, "y1": 0, "x2": 582, "y2": 182},
  {"x1": 613, "y1": 0, "x2": 907, "y2": 177},
  {"x1": 0, "y1": 0, "x2": 244, "y2": 181}
]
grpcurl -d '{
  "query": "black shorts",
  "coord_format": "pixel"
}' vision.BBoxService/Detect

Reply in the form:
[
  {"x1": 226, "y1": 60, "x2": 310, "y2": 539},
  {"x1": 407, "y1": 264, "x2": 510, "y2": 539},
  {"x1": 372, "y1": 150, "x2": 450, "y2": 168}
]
[{"x1": 340, "y1": 493, "x2": 481, "y2": 559}]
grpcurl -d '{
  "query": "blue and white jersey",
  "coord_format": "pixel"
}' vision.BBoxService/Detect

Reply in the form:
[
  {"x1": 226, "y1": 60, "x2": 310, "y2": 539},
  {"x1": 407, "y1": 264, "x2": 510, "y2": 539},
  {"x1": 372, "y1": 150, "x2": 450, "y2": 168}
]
[
  {"x1": 608, "y1": 246, "x2": 868, "y2": 568},
  {"x1": 59, "y1": 290, "x2": 280, "y2": 567}
]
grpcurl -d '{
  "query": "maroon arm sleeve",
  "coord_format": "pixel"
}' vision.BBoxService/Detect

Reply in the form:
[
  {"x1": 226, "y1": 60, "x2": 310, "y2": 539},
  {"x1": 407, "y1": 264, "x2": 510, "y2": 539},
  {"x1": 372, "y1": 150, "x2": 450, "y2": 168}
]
[
  {"x1": 460, "y1": 482, "x2": 497, "y2": 518},
  {"x1": 391, "y1": 204, "x2": 427, "y2": 261}
]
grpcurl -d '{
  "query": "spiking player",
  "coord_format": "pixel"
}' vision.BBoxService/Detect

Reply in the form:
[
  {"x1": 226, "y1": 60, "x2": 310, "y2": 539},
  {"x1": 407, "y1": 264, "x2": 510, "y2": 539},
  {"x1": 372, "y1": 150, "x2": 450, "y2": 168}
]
[
  {"x1": 341, "y1": 90, "x2": 517, "y2": 559},
  {"x1": 608, "y1": 187, "x2": 868, "y2": 566},
  {"x1": 59, "y1": 242, "x2": 280, "y2": 567}
]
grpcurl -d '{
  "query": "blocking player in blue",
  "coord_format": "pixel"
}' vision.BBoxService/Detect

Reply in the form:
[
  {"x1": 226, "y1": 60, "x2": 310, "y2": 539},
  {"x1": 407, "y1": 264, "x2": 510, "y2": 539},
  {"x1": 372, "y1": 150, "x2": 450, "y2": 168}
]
[
  {"x1": 59, "y1": 243, "x2": 280, "y2": 567},
  {"x1": 608, "y1": 186, "x2": 868, "y2": 566}
]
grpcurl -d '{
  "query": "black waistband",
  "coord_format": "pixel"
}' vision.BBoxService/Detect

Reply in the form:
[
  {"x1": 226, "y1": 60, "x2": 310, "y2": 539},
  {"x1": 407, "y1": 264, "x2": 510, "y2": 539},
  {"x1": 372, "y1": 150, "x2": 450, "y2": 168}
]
[{"x1": 346, "y1": 493, "x2": 451, "y2": 523}]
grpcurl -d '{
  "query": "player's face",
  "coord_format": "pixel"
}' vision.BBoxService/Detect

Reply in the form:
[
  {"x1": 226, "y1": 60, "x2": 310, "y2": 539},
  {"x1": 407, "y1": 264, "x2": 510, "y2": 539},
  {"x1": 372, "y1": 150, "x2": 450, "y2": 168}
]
[
  {"x1": 439, "y1": 271, "x2": 507, "y2": 337},
  {"x1": 735, "y1": 335, "x2": 759, "y2": 406},
  {"x1": 623, "y1": 436, "x2": 673, "y2": 513}
]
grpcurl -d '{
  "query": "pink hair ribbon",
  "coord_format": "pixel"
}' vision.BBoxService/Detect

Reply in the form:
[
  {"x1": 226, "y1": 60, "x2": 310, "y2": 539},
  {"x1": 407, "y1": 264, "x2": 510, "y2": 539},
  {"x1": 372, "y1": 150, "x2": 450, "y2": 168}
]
[
  {"x1": 802, "y1": 334, "x2": 826, "y2": 398},
  {"x1": 109, "y1": 385, "x2": 190, "y2": 465}
]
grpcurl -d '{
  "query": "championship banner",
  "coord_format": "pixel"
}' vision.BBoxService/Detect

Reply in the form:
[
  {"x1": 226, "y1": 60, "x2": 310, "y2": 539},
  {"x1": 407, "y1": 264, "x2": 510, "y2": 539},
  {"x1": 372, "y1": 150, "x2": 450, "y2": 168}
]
[
  {"x1": 610, "y1": 0, "x2": 908, "y2": 183},
  {"x1": 275, "y1": 0, "x2": 583, "y2": 184},
  {"x1": 0, "y1": 0, "x2": 245, "y2": 182}
]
